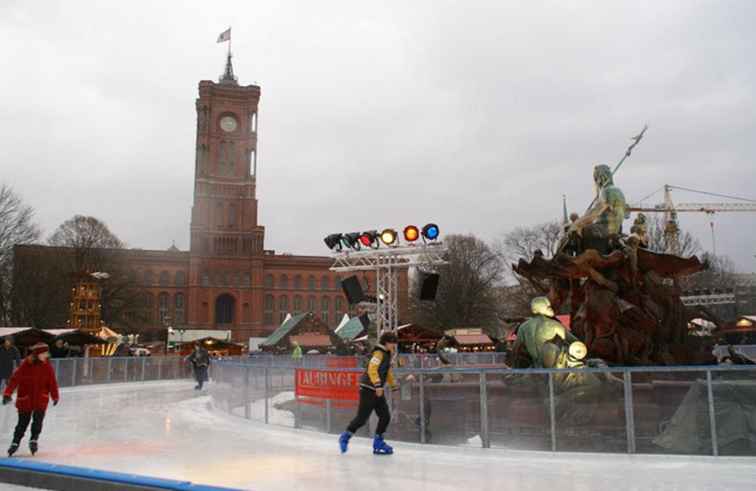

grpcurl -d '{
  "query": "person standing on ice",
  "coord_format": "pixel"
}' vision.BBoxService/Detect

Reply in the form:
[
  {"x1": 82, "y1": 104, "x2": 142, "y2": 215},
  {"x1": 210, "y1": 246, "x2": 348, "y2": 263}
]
[
  {"x1": 339, "y1": 332, "x2": 399, "y2": 455},
  {"x1": 186, "y1": 342, "x2": 211, "y2": 390},
  {"x1": 3, "y1": 342, "x2": 59, "y2": 457},
  {"x1": 0, "y1": 337, "x2": 21, "y2": 389}
]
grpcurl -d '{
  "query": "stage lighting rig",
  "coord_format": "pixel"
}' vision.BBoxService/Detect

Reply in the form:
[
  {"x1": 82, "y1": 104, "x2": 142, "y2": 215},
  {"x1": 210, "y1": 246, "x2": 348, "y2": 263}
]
[
  {"x1": 324, "y1": 233, "x2": 344, "y2": 251},
  {"x1": 359, "y1": 230, "x2": 380, "y2": 249},
  {"x1": 341, "y1": 232, "x2": 362, "y2": 251},
  {"x1": 403, "y1": 225, "x2": 420, "y2": 243},
  {"x1": 422, "y1": 223, "x2": 440, "y2": 243},
  {"x1": 380, "y1": 228, "x2": 398, "y2": 246}
]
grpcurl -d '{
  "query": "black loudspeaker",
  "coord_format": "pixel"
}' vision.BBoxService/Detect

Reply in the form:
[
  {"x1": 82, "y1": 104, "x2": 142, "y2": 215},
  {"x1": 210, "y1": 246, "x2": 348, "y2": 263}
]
[
  {"x1": 341, "y1": 275, "x2": 365, "y2": 305},
  {"x1": 358, "y1": 312, "x2": 371, "y2": 329},
  {"x1": 419, "y1": 272, "x2": 440, "y2": 301}
]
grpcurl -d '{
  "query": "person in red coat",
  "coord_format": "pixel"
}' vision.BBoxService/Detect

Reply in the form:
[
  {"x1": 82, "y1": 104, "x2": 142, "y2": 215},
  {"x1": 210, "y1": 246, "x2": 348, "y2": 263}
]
[{"x1": 3, "y1": 342, "x2": 59, "y2": 457}]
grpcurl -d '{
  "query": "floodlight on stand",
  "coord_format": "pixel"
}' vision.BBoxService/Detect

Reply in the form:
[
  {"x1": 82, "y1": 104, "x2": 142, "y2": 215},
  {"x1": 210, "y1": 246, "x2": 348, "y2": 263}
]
[
  {"x1": 380, "y1": 228, "x2": 398, "y2": 246},
  {"x1": 359, "y1": 230, "x2": 380, "y2": 249},
  {"x1": 341, "y1": 232, "x2": 362, "y2": 251},
  {"x1": 324, "y1": 233, "x2": 343, "y2": 251},
  {"x1": 421, "y1": 223, "x2": 440, "y2": 242},
  {"x1": 403, "y1": 225, "x2": 420, "y2": 243}
]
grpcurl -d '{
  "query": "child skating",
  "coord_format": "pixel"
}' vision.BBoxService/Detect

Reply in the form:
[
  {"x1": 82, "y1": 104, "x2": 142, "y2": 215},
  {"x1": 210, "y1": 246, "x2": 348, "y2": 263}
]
[
  {"x1": 339, "y1": 332, "x2": 398, "y2": 455},
  {"x1": 3, "y1": 342, "x2": 60, "y2": 457}
]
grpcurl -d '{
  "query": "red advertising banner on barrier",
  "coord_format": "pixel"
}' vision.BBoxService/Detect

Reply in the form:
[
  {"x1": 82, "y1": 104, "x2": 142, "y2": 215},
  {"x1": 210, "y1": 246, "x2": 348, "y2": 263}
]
[{"x1": 295, "y1": 369, "x2": 360, "y2": 402}]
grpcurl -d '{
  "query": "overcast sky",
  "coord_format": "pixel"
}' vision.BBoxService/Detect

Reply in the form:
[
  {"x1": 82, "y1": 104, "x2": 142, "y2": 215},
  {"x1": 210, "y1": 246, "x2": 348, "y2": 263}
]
[{"x1": 1, "y1": 1, "x2": 755, "y2": 271}]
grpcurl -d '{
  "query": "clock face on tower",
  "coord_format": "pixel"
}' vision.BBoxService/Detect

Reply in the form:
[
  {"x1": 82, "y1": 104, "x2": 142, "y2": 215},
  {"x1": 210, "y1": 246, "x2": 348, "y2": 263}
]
[{"x1": 219, "y1": 115, "x2": 238, "y2": 133}]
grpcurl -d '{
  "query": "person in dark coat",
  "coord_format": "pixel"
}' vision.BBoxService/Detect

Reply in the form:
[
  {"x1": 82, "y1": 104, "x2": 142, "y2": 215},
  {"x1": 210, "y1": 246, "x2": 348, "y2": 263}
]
[
  {"x1": 0, "y1": 337, "x2": 21, "y2": 389},
  {"x1": 3, "y1": 342, "x2": 60, "y2": 457},
  {"x1": 185, "y1": 343, "x2": 210, "y2": 390},
  {"x1": 49, "y1": 339, "x2": 70, "y2": 359}
]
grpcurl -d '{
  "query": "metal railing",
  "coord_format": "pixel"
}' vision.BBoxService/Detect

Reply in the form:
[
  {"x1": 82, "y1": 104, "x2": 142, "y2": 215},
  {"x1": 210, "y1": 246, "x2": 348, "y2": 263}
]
[
  {"x1": 232, "y1": 352, "x2": 509, "y2": 368},
  {"x1": 208, "y1": 361, "x2": 756, "y2": 457},
  {"x1": 45, "y1": 356, "x2": 193, "y2": 388}
]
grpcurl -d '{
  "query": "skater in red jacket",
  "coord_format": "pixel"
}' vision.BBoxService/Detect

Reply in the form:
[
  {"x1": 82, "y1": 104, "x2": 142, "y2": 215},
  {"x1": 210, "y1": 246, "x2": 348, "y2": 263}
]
[{"x1": 3, "y1": 342, "x2": 59, "y2": 457}]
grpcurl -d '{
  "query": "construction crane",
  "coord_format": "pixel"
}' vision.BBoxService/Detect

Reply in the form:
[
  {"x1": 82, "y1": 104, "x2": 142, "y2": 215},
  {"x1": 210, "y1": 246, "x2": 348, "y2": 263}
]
[{"x1": 628, "y1": 184, "x2": 756, "y2": 255}]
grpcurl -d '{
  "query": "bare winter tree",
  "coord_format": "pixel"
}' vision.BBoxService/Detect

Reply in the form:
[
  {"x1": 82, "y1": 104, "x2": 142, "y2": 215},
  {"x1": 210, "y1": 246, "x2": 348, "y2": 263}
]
[
  {"x1": 411, "y1": 234, "x2": 505, "y2": 332},
  {"x1": 13, "y1": 215, "x2": 145, "y2": 329},
  {"x1": 496, "y1": 220, "x2": 564, "y2": 318},
  {"x1": 497, "y1": 220, "x2": 563, "y2": 264},
  {"x1": 48, "y1": 215, "x2": 124, "y2": 272},
  {"x1": 0, "y1": 185, "x2": 40, "y2": 325},
  {"x1": 644, "y1": 215, "x2": 701, "y2": 257}
]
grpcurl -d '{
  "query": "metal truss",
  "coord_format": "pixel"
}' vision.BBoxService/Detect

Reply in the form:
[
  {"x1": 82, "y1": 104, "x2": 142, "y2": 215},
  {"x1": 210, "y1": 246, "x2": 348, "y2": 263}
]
[
  {"x1": 329, "y1": 244, "x2": 447, "y2": 335},
  {"x1": 681, "y1": 293, "x2": 736, "y2": 306}
]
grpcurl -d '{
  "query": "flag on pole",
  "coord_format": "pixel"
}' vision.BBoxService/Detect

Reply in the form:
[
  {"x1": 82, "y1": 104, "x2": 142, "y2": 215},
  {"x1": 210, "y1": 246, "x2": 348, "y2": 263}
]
[{"x1": 217, "y1": 28, "x2": 231, "y2": 43}]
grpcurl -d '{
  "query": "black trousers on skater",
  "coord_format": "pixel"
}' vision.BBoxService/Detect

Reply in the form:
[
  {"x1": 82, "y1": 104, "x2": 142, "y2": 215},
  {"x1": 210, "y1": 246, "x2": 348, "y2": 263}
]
[
  {"x1": 13, "y1": 410, "x2": 45, "y2": 444},
  {"x1": 347, "y1": 388, "x2": 391, "y2": 436}
]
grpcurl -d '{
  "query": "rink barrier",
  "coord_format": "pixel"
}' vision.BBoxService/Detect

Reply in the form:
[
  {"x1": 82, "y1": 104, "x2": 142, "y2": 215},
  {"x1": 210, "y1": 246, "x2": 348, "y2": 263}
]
[
  {"x1": 44, "y1": 356, "x2": 193, "y2": 388},
  {"x1": 0, "y1": 458, "x2": 244, "y2": 491},
  {"x1": 235, "y1": 352, "x2": 509, "y2": 368},
  {"x1": 209, "y1": 361, "x2": 756, "y2": 457}
]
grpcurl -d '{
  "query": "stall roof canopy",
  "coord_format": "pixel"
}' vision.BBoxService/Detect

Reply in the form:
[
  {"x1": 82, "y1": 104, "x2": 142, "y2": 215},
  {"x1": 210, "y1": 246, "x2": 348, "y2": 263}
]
[
  {"x1": 290, "y1": 333, "x2": 333, "y2": 348},
  {"x1": 335, "y1": 316, "x2": 367, "y2": 341},
  {"x1": 454, "y1": 334, "x2": 493, "y2": 346},
  {"x1": 261, "y1": 314, "x2": 308, "y2": 347},
  {"x1": 177, "y1": 337, "x2": 243, "y2": 350}
]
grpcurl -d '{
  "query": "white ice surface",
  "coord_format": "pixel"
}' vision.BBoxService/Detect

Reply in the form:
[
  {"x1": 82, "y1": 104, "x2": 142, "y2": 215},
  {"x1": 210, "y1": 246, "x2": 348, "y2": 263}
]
[{"x1": 0, "y1": 381, "x2": 753, "y2": 491}]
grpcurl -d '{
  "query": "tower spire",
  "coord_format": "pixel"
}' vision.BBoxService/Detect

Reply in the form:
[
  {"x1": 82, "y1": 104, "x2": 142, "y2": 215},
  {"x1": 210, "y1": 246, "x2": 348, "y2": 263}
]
[{"x1": 220, "y1": 52, "x2": 238, "y2": 85}]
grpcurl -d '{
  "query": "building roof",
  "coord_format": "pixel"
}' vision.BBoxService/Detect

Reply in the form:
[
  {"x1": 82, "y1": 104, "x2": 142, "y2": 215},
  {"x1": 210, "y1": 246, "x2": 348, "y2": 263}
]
[
  {"x1": 335, "y1": 316, "x2": 367, "y2": 341},
  {"x1": 454, "y1": 334, "x2": 493, "y2": 346},
  {"x1": 261, "y1": 313, "x2": 307, "y2": 347}
]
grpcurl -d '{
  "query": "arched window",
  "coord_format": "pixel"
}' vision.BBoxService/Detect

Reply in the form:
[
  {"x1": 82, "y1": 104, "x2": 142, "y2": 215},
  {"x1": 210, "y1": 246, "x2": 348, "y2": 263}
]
[
  {"x1": 321, "y1": 297, "x2": 330, "y2": 325},
  {"x1": 228, "y1": 203, "x2": 237, "y2": 228},
  {"x1": 264, "y1": 295, "x2": 274, "y2": 325},
  {"x1": 159, "y1": 271, "x2": 170, "y2": 287},
  {"x1": 215, "y1": 202, "x2": 224, "y2": 228},
  {"x1": 320, "y1": 276, "x2": 330, "y2": 290},
  {"x1": 335, "y1": 297, "x2": 343, "y2": 314},
  {"x1": 308, "y1": 275, "x2": 316, "y2": 290},
  {"x1": 158, "y1": 292, "x2": 170, "y2": 323},
  {"x1": 215, "y1": 294, "x2": 235, "y2": 325},
  {"x1": 174, "y1": 293, "x2": 185, "y2": 324},
  {"x1": 264, "y1": 274, "x2": 274, "y2": 288},
  {"x1": 201, "y1": 272, "x2": 210, "y2": 286},
  {"x1": 279, "y1": 296, "x2": 289, "y2": 323},
  {"x1": 294, "y1": 275, "x2": 302, "y2": 290},
  {"x1": 129, "y1": 270, "x2": 138, "y2": 284},
  {"x1": 175, "y1": 271, "x2": 186, "y2": 286},
  {"x1": 280, "y1": 274, "x2": 289, "y2": 289},
  {"x1": 232, "y1": 272, "x2": 240, "y2": 288},
  {"x1": 144, "y1": 270, "x2": 154, "y2": 286},
  {"x1": 242, "y1": 272, "x2": 252, "y2": 287},
  {"x1": 335, "y1": 276, "x2": 342, "y2": 289},
  {"x1": 293, "y1": 295, "x2": 302, "y2": 314},
  {"x1": 307, "y1": 296, "x2": 316, "y2": 313}
]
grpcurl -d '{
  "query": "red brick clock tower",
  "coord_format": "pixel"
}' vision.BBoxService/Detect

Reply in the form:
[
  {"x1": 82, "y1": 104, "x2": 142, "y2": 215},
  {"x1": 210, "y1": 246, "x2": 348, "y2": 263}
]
[{"x1": 187, "y1": 54, "x2": 266, "y2": 338}]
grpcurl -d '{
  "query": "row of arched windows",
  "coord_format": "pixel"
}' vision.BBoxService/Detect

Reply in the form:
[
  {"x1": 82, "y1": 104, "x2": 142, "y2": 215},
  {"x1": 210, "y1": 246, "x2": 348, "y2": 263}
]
[
  {"x1": 263, "y1": 274, "x2": 369, "y2": 291},
  {"x1": 142, "y1": 292, "x2": 186, "y2": 324},
  {"x1": 133, "y1": 270, "x2": 187, "y2": 287},
  {"x1": 200, "y1": 271, "x2": 252, "y2": 288}
]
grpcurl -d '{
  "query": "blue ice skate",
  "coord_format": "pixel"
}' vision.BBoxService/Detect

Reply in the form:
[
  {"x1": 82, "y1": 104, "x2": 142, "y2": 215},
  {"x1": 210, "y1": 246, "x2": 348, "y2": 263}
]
[
  {"x1": 339, "y1": 432, "x2": 352, "y2": 454},
  {"x1": 373, "y1": 435, "x2": 393, "y2": 455}
]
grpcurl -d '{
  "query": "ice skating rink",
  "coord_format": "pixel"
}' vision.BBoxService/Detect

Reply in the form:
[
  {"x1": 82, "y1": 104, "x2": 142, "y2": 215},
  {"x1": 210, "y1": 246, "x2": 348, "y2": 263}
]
[{"x1": 0, "y1": 380, "x2": 753, "y2": 491}]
